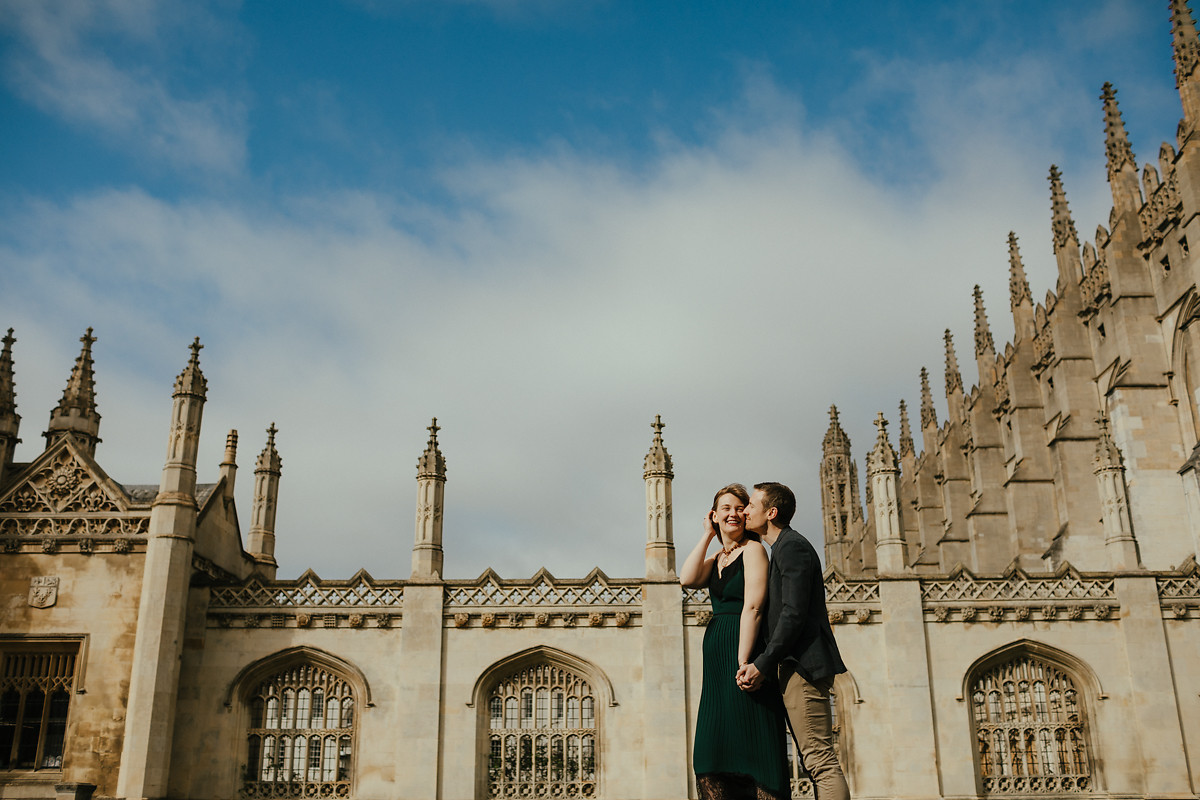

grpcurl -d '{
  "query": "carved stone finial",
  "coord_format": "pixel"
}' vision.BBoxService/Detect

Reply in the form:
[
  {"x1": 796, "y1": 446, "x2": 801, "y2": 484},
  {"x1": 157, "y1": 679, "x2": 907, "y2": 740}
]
[
  {"x1": 1093, "y1": 413, "x2": 1124, "y2": 472},
  {"x1": 256, "y1": 423, "x2": 282, "y2": 474},
  {"x1": 1101, "y1": 82, "x2": 1137, "y2": 178},
  {"x1": 973, "y1": 286, "x2": 994, "y2": 358},
  {"x1": 944, "y1": 330, "x2": 963, "y2": 396},
  {"x1": 898, "y1": 400, "x2": 914, "y2": 456},
  {"x1": 173, "y1": 337, "x2": 208, "y2": 399},
  {"x1": 417, "y1": 417, "x2": 446, "y2": 479},
  {"x1": 1049, "y1": 165, "x2": 1080, "y2": 254},
  {"x1": 1008, "y1": 232, "x2": 1032, "y2": 309},
  {"x1": 46, "y1": 328, "x2": 102, "y2": 450},
  {"x1": 867, "y1": 412, "x2": 898, "y2": 476},
  {"x1": 643, "y1": 414, "x2": 674, "y2": 478},
  {"x1": 223, "y1": 430, "x2": 239, "y2": 463},
  {"x1": 822, "y1": 404, "x2": 851, "y2": 455},
  {"x1": 0, "y1": 328, "x2": 18, "y2": 423},
  {"x1": 920, "y1": 367, "x2": 937, "y2": 429}
]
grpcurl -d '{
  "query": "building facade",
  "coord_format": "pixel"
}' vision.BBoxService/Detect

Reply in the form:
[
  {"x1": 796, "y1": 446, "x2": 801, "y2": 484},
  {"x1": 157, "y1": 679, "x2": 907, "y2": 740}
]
[{"x1": 4, "y1": 4, "x2": 1200, "y2": 800}]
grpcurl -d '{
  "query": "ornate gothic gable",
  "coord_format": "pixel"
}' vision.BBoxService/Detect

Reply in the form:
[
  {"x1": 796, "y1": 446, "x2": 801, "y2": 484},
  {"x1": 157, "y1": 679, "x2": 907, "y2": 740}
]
[{"x1": 0, "y1": 439, "x2": 149, "y2": 546}]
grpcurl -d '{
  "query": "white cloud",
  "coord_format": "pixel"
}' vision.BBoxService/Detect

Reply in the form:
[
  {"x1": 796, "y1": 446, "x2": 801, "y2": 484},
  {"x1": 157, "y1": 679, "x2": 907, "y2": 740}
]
[{"x1": 1, "y1": 0, "x2": 246, "y2": 173}]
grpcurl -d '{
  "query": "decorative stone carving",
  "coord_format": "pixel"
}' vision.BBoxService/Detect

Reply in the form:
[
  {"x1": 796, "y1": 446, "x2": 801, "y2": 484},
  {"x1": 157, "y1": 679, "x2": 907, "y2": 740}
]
[
  {"x1": 1042, "y1": 605, "x2": 1059, "y2": 620},
  {"x1": 1170, "y1": 603, "x2": 1189, "y2": 619},
  {"x1": 322, "y1": 614, "x2": 337, "y2": 628},
  {"x1": 2, "y1": 537, "x2": 16, "y2": 553},
  {"x1": 41, "y1": 538, "x2": 57, "y2": 554},
  {"x1": 695, "y1": 610, "x2": 712, "y2": 626},
  {"x1": 216, "y1": 614, "x2": 231, "y2": 628},
  {"x1": 114, "y1": 538, "x2": 131, "y2": 554},
  {"x1": 534, "y1": 613, "x2": 549, "y2": 627},
  {"x1": 271, "y1": 615, "x2": 285, "y2": 629},
  {"x1": 296, "y1": 613, "x2": 312, "y2": 628},
  {"x1": 854, "y1": 608, "x2": 871, "y2": 624},
  {"x1": 562, "y1": 613, "x2": 577, "y2": 628},
  {"x1": 1093, "y1": 604, "x2": 1112, "y2": 620},
  {"x1": 961, "y1": 606, "x2": 978, "y2": 622},
  {"x1": 988, "y1": 606, "x2": 1005, "y2": 621},
  {"x1": 933, "y1": 607, "x2": 949, "y2": 622},
  {"x1": 508, "y1": 614, "x2": 523, "y2": 628},
  {"x1": 615, "y1": 612, "x2": 631, "y2": 627},
  {"x1": 376, "y1": 613, "x2": 391, "y2": 628},
  {"x1": 1068, "y1": 606, "x2": 1084, "y2": 620},
  {"x1": 78, "y1": 538, "x2": 93, "y2": 555},
  {"x1": 244, "y1": 615, "x2": 260, "y2": 628},
  {"x1": 587, "y1": 612, "x2": 603, "y2": 627},
  {"x1": 481, "y1": 613, "x2": 496, "y2": 628},
  {"x1": 28, "y1": 576, "x2": 59, "y2": 609},
  {"x1": 348, "y1": 614, "x2": 364, "y2": 628},
  {"x1": 454, "y1": 613, "x2": 469, "y2": 628},
  {"x1": 828, "y1": 609, "x2": 845, "y2": 624},
  {"x1": 1015, "y1": 607, "x2": 1031, "y2": 621}
]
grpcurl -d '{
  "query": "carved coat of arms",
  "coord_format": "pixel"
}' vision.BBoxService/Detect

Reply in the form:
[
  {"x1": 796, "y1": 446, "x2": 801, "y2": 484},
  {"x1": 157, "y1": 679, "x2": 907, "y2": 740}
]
[{"x1": 28, "y1": 576, "x2": 59, "y2": 608}]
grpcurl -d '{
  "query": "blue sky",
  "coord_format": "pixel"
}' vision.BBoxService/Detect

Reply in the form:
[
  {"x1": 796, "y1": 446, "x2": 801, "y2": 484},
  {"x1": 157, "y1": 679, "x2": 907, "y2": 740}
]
[{"x1": 0, "y1": 0, "x2": 1184, "y2": 579}]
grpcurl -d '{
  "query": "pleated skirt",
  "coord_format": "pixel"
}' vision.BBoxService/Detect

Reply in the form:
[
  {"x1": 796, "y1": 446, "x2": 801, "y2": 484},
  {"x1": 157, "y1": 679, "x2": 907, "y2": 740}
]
[{"x1": 693, "y1": 611, "x2": 791, "y2": 798}]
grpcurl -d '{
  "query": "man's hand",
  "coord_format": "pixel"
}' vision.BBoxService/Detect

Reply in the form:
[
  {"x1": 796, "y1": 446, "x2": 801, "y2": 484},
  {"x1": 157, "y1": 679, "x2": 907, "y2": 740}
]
[{"x1": 735, "y1": 662, "x2": 764, "y2": 692}]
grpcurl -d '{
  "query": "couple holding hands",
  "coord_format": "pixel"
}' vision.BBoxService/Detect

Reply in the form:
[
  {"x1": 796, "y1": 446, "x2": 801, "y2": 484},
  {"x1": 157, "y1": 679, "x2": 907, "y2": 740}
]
[{"x1": 680, "y1": 482, "x2": 850, "y2": 800}]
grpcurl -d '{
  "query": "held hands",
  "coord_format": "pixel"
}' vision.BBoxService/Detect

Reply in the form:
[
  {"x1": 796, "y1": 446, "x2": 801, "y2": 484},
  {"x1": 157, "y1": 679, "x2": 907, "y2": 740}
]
[{"x1": 735, "y1": 662, "x2": 764, "y2": 692}]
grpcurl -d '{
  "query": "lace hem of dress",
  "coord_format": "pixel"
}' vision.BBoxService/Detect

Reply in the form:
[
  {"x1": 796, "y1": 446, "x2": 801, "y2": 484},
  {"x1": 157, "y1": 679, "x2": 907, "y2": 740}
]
[{"x1": 696, "y1": 772, "x2": 788, "y2": 800}]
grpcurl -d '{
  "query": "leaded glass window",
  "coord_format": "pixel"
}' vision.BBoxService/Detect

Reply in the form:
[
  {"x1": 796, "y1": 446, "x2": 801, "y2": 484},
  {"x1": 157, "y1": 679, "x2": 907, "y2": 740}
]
[
  {"x1": 971, "y1": 654, "x2": 1091, "y2": 793},
  {"x1": 243, "y1": 663, "x2": 355, "y2": 798},
  {"x1": 0, "y1": 648, "x2": 76, "y2": 770},
  {"x1": 487, "y1": 663, "x2": 597, "y2": 798}
]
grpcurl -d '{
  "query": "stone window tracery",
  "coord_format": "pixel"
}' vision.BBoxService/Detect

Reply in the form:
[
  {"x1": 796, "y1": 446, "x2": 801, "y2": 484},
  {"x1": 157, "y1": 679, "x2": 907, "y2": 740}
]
[
  {"x1": 969, "y1": 653, "x2": 1091, "y2": 794},
  {"x1": 0, "y1": 647, "x2": 76, "y2": 771},
  {"x1": 243, "y1": 663, "x2": 355, "y2": 798},
  {"x1": 486, "y1": 663, "x2": 597, "y2": 798}
]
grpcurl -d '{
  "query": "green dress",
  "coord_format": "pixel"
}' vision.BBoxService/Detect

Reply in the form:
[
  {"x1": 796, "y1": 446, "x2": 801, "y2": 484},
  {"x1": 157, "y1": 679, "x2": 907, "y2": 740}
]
[{"x1": 693, "y1": 555, "x2": 791, "y2": 799}]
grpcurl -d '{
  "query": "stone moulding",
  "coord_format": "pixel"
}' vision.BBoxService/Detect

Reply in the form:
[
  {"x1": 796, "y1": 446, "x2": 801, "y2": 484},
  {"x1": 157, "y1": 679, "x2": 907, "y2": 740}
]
[
  {"x1": 443, "y1": 567, "x2": 641, "y2": 608},
  {"x1": 1157, "y1": 561, "x2": 1199, "y2": 619},
  {"x1": 209, "y1": 569, "x2": 404, "y2": 610},
  {"x1": 207, "y1": 611, "x2": 399, "y2": 630},
  {"x1": 920, "y1": 565, "x2": 1116, "y2": 603}
]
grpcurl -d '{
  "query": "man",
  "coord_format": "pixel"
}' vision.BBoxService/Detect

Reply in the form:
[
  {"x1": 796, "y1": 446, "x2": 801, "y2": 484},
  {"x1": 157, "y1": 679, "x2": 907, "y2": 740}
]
[{"x1": 736, "y1": 482, "x2": 849, "y2": 800}]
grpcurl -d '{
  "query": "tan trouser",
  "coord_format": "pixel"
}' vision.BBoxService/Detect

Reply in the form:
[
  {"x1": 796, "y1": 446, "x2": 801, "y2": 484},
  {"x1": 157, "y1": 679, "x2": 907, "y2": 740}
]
[{"x1": 779, "y1": 664, "x2": 850, "y2": 800}]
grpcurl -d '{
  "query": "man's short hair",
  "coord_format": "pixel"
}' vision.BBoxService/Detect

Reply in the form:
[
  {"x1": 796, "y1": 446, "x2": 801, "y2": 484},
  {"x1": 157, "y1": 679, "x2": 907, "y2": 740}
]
[{"x1": 754, "y1": 482, "x2": 796, "y2": 527}]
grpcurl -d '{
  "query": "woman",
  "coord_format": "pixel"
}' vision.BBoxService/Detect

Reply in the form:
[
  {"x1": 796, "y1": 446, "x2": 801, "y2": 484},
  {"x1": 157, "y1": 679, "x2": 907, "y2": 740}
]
[{"x1": 680, "y1": 483, "x2": 790, "y2": 800}]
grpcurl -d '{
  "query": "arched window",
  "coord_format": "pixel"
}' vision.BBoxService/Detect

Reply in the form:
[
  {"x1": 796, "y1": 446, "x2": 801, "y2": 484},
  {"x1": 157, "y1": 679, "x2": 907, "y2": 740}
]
[
  {"x1": 485, "y1": 662, "x2": 598, "y2": 798},
  {"x1": 969, "y1": 649, "x2": 1092, "y2": 794},
  {"x1": 243, "y1": 663, "x2": 355, "y2": 797}
]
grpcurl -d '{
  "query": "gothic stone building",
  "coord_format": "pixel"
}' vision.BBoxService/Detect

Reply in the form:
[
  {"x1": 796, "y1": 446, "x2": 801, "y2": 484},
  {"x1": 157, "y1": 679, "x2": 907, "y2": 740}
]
[{"x1": 4, "y1": 5, "x2": 1200, "y2": 800}]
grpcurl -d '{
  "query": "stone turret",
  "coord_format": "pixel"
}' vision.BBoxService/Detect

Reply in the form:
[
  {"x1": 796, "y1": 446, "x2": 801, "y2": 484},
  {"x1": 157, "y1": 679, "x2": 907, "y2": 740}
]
[
  {"x1": 1094, "y1": 414, "x2": 1140, "y2": 570},
  {"x1": 868, "y1": 413, "x2": 906, "y2": 573},
  {"x1": 1102, "y1": 83, "x2": 1143, "y2": 216},
  {"x1": 117, "y1": 338, "x2": 207, "y2": 799},
  {"x1": 0, "y1": 329, "x2": 19, "y2": 487},
  {"x1": 45, "y1": 328, "x2": 101, "y2": 456},
  {"x1": 820, "y1": 405, "x2": 859, "y2": 572},
  {"x1": 412, "y1": 418, "x2": 447, "y2": 580},
  {"x1": 247, "y1": 424, "x2": 282, "y2": 575},
  {"x1": 219, "y1": 429, "x2": 238, "y2": 501},
  {"x1": 643, "y1": 414, "x2": 675, "y2": 579}
]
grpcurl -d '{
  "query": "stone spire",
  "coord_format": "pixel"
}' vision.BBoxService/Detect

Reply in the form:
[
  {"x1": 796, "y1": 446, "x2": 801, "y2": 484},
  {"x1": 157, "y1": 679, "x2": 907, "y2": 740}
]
[
  {"x1": 1102, "y1": 83, "x2": 1143, "y2": 215},
  {"x1": 944, "y1": 329, "x2": 963, "y2": 398},
  {"x1": 219, "y1": 430, "x2": 238, "y2": 501},
  {"x1": 920, "y1": 367, "x2": 940, "y2": 457},
  {"x1": 898, "y1": 399, "x2": 915, "y2": 457},
  {"x1": 969, "y1": 287, "x2": 998, "y2": 388},
  {"x1": 1049, "y1": 166, "x2": 1083, "y2": 286},
  {"x1": 867, "y1": 412, "x2": 906, "y2": 574},
  {"x1": 1172, "y1": 0, "x2": 1200, "y2": 127},
  {"x1": 118, "y1": 338, "x2": 208, "y2": 800},
  {"x1": 412, "y1": 418, "x2": 447, "y2": 579},
  {"x1": 1093, "y1": 413, "x2": 1140, "y2": 569},
  {"x1": 643, "y1": 414, "x2": 676, "y2": 579},
  {"x1": 0, "y1": 329, "x2": 19, "y2": 482},
  {"x1": 45, "y1": 327, "x2": 102, "y2": 455},
  {"x1": 248, "y1": 424, "x2": 282, "y2": 574},
  {"x1": 820, "y1": 405, "x2": 859, "y2": 572},
  {"x1": 1009, "y1": 232, "x2": 1035, "y2": 342}
]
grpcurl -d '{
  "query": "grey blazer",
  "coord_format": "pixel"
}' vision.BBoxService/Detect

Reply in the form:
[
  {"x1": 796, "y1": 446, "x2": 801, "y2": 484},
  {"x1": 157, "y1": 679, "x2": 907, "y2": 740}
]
[{"x1": 752, "y1": 527, "x2": 846, "y2": 683}]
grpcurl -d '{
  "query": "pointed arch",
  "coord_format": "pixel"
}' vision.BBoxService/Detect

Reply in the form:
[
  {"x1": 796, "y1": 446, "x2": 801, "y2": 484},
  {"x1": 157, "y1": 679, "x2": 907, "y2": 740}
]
[
  {"x1": 224, "y1": 645, "x2": 372, "y2": 708},
  {"x1": 469, "y1": 645, "x2": 616, "y2": 709},
  {"x1": 963, "y1": 639, "x2": 1101, "y2": 794}
]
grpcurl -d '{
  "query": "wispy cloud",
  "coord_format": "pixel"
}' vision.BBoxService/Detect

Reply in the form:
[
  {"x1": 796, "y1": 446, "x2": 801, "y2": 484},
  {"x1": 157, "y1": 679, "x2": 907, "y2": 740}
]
[{"x1": 1, "y1": 0, "x2": 247, "y2": 174}]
